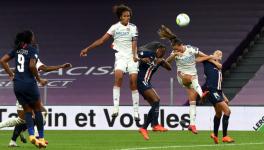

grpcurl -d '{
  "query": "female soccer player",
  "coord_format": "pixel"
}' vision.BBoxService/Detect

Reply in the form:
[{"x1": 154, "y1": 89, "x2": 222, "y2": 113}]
[
  {"x1": 80, "y1": 4, "x2": 140, "y2": 121},
  {"x1": 0, "y1": 30, "x2": 48, "y2": 148},
  {"x1": 137, "y1": 41, "x2": 171, "y2": 140},
  {"x1": 159, "y1": 25, "x2": 215, "y2": 134},
  {"x1": 6, "y1": 60, "x2": 72, "y2": 147},
  {"x1": 196, "y1": 50, "x2": 234, "y2": 144}
]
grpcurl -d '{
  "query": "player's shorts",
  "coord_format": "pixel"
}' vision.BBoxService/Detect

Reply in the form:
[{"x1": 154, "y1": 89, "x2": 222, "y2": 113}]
[
  {"x1": 114, "y1": 53, "x2": 138, "y2": 74},
  {"x1": 208, "y1": 88, "x2": 224, "y2": 105},
  {"x1": 137, "y1": 80, "x2": 153, "y2": 99},
  {"x1": 13, "y1": 81, "x2": 40, "y2": 106},
  {"x1": 16, "y1": 100, "x2": 23, "y2": 111},
  {"x1": 177, "y1": 71, "x2": 198, "y2": 89}
]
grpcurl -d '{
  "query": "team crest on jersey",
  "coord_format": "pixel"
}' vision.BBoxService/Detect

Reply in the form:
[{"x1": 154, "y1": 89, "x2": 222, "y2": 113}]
[{"x1": 126, "y1": 28, "x2": 130, "y2": 31}]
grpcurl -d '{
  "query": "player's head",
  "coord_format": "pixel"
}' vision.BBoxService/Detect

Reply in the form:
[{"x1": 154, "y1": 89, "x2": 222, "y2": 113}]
[
  {"x1": 14, "y1": 30, "x2": 35, "y2": 50},
  {"x1": 158, "y1": 25, "x2": 184, "y2": 52},
  {"x1": 113, "y1": 4, "x2": 132, "y2": 25},
  {"x1": 213, "y1": 50, "x2": 222, "y2": 61},
  {"x1": 155, "y1": 44, "x2": 166, "y2": 58}
]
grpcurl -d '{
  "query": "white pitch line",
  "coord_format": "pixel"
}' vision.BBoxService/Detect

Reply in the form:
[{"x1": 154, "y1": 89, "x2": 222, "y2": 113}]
[{"x1": 119, "y1": 142, "x2": 264, "y2": 150}]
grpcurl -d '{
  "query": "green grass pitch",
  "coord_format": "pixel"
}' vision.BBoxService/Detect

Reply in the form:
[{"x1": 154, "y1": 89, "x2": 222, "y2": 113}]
[{"x1": 0, "y1": 130, "x2": 263, "y2": 150}]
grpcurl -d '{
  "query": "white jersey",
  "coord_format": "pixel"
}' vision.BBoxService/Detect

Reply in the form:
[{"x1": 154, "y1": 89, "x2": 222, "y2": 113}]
[
  {"x1": 107, "y1": 22, "x2": 138, "y2": 58},
  {"x1": 36, "y1": 59, "x2": 44, "y2": 71},
  {"x1": 175, "y1": 45, "x2": 199, "y2": 75}
]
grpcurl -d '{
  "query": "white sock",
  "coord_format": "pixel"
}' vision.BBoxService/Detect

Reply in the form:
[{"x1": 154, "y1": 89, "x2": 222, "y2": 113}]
[
  {"x1": 113, "y1": 86, "x2": 120, "y2": 112},
  {"x1": 0, "y1": 117, "x2": 24, "y2": 128},
  {"x1": 34, "y1": 126, "x2": 39, "y2": 137},
  {"x1": 191, "y1": 79, "x2": 203, "y2": 97},
  {"x1": 189, "y1": 101, "x2": 196, "y2": 125},
  {"x1": 132, "y1": 90, "x2": 139, "y2": 116}
]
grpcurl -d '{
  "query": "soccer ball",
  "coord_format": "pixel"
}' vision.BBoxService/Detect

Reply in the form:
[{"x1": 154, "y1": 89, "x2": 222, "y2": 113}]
[{"x1": 176, "y1": 13, "x2": 190, "y2": 27}]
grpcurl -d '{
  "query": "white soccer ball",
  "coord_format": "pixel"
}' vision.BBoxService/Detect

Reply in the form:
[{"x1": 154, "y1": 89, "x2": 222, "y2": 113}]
[{"x1": 176, "y1": 13, "x2": 190, "y2": 27}]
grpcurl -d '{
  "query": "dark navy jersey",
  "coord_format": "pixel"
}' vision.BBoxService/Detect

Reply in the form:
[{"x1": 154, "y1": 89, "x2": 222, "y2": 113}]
[
  {"x1": 8, "y1": 45, "x2": 39, "y2": 83},
  {"x1": 203, "y1": 60, "x2": 222, "y2": 90},
  {"x1": 137, "y1": 50, "x2": 160, "y2": 84}
]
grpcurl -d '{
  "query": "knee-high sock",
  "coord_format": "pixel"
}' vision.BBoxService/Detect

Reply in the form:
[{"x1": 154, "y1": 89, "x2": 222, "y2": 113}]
[
  {"x1": 113, "y1": 86, "x2": 120, "y2": 111},
  {"x1": 222, "y1": 115, "x2": 230, "y2": 137},
  {"x1": 34, "y1": 111, "x2": 44, "y2": 138},
  {"x1": 191, "y1": 79, "x2": 203, "y2": 97},
  {"x1": 132, "y1": 90, "x2": 139, "y2": 115},
  {"x1": 0, "y1": 117, "x2": 25, "y2": 128},
  {"x1": 24, "y1": 112, "x2": 34, "y2": 136},
  {"x1": 213, "y1": 116, "x2": 221, "y2": 137},
  {"x1": 151, "y1": 101, "x2": 160, "y2": 126},
  {"x1": 143, "y1": 101, "x2": 159, "y2": 129},
  {"x1": 189, "y1": 101, "x2": 196, "y2": 125},
  {"x1": 11, "y1": 124, "x2": 27, "y2": 141}
]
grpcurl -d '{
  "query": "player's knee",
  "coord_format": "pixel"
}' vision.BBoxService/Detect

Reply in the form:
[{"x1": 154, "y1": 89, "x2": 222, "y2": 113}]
[
  {"x1": 225, "y1": 108, "x2": 231, "y2": 116},
  {"x1": 114, "y1": 78, "x2": 123, "y2": 86},
  {"x1": 129, "y1": 82, "x2": 137, "y2": 90}
]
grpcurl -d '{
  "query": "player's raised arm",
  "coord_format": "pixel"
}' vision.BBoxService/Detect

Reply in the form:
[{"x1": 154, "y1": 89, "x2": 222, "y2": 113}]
[
  {"x1": 0, "y1": 54, "x2": 14, "y2": 80},
  {"x1": 80, "y1": 33, "x2": 111, "y2": 57},
  {"x1": 38, "y1": 61, "x2": 72, "y2": 72},
  {"x1": 196, "y1": 55, "x2": 217, "y2": 63}
]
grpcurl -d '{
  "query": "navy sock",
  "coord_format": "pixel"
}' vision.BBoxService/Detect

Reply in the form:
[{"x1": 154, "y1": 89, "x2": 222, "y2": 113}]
[
  {"x1": 222, "y1": 115, "x2": 230, "y2": 137},
  {"x1": 151, "y1": 101, "x2": 160, "y2": 126},
  {"x1": 213, "y1": 116, "x2": 221, "y2": 137},
  {"x1": 11, "y1": 124, "x2": 26, "y2": 141},
  {"x1": 143, "y1": 105, "x2": 155, "y2": 129},
  {"x1": 34, "y1": 111, "x2": 44, "y2": 138},
  {"x1": 25, "y1": 112, "x2": 34, "y2": 136}
]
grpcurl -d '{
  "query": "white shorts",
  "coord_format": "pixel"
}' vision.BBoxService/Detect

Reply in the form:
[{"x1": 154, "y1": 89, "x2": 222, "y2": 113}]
[
  {"x1": 114, "y1": 53, "x2": 138, "y2": 74},
  {"x1": 16, "y1": 100, "x2": 24, "y2": 111},
  {"x1": 177, "y1": 72, "x2": 198, "y2": 89}
]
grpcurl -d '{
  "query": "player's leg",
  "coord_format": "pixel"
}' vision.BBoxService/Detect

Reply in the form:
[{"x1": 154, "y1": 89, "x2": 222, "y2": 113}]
[
  {"x1": 112, "y1": 69, "x2": 124, "y2": 117},
  {"x1": 31, "y1": 100, "x2": 47, "y2": 148},
  {"x1": 9, "y1": 123, "x2": 27, "y2": 147},
  {"x1": 210, "y1": 104, "x2": 222, "y2": 144},
  {"x1": 129, "y1": 73, "x2": 140, "y2": 121},
  {"x1": 218, "y1": 99, "x2": 234, "y2": 143},
  {"x1": 0, "y1": 117, "x2": 25, "y2": 129},
  {"x1": 186, "y1": 88, "x2": 198, "y2": 134}
]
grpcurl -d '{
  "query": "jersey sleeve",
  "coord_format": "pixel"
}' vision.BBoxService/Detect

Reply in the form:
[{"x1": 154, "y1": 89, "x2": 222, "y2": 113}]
[
  {"x1": 131, "y1": 26, "x2": 138, "y2": 38},
  {"x1": 8, "y1": 50, "x2": 16, "y2": 59},
  {"x1": 191, "y1": 46, "x2": 199, "y2": 55},
  {"x1": 36, "y1": 59, "x2": 44, "y2": 70},
  {"x1": 29, "y1": 48, "x2": 39, "y2": 60},
  {"x1": 106, "y1": 25, "x2": 115, "y2": 36},
  {"x1": 138, "y1": 51, "x2": 155, "y2": 58}
]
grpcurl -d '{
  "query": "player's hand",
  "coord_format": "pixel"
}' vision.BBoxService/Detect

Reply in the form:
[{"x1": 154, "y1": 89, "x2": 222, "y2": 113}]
[
  {"x1": 61, "y1": 63, "x2": 72, "y2": 69},
  {"x1": 156, "y1": 58, "x2": 165, "y2": 65},
  {"x1": 80, "y1": 49, "x2": 88, "y2": 57},
  {"x1": 39, "y1": 78, "x2": 48, "y2": 86}
]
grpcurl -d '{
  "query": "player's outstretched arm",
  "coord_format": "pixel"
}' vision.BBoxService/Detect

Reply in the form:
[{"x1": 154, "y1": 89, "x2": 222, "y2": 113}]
[
  {"x1": 80, "y1": 33, "x2": 111, "y2": 57},
  {"x1": 39, "y1": 63, "x2": 72, "y2": 72},
  {"x1": 165, "y1": 51, "x2": 179, "y2": 64},
  {"x1": 0, "y1": 54, "x2": 14, "y2": 79},
  {"x1": 208, "y1": 59, "x2": 222, "y2": 69},
  {"x1": 196, "y1": 55, "x2": 217, "y2": 63}
]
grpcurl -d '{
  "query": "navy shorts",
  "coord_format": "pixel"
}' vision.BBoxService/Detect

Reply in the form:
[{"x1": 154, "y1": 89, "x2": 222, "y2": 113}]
[
  {"x1": 137, "y1": 80, "x2": 153, "y2": 99},
  {"x1": 208, "y1": 88, "x2": 224, "y2": 105},
  {"x1": 13, "y1": 81, "x2": 40, "y2": 106}
]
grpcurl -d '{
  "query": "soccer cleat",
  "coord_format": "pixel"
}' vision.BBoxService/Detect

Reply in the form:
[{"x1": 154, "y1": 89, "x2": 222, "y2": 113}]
[
  {"x1": 152, "y1": 124, "x2": 168, "y2": 132},
  {"x1": 20, "y1": 132, "x2": 27, "y2": 143},
  {"x1": 8, "y1": 140, "x2": 19, "y2": 147},
  {"x1": 222, "y1": 136, "x2": 235, "y2": 143},
  {"x1": 139, "y1": 128, "x2": 149, "y2": 140},
  {"x1": 29, "y1": 135, "x2": 47, "y2": 148},
  {"x1": 210, "y1": 133, "x2": 219, "y2": 144},
  {"x1": 134, "y1": 112, "x2": 140, "y2": 121},
  {"x1": 188, "y1": 125, "x2": 198, "y2": 134},
  {"x1": 39, "y1": 138, "x2": 48, "y2": 147}
]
